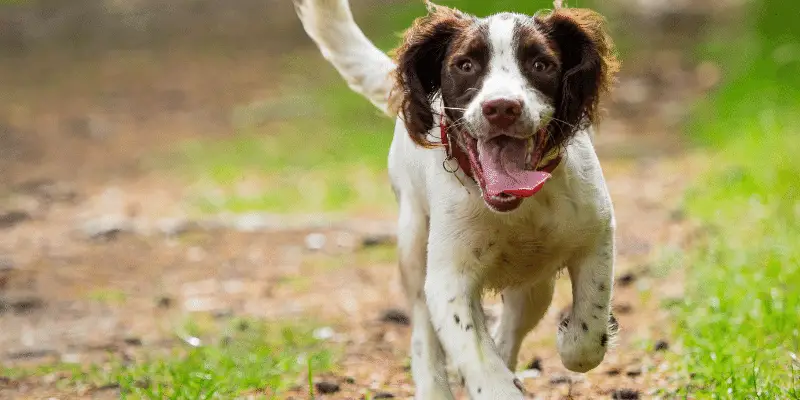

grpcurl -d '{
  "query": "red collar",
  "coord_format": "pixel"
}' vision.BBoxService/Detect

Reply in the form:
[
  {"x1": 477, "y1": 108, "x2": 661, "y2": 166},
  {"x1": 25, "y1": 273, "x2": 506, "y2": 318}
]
[{"x1": 439, "y1": 118, "x2": 563, "y2": 183}]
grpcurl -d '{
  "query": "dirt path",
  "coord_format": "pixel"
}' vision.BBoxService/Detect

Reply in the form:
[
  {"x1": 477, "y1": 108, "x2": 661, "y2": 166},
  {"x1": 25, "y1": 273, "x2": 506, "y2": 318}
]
[
  {"x1": 0, "y1": 4, "x2": 724, "y2": 398},
  {"x1": 0, "y1": 128, "x2": 697, "y2": 400}
]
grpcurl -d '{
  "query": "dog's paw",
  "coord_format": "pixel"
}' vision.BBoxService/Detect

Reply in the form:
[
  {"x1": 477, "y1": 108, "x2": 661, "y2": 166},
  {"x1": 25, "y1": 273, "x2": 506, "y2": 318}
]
[{"x1": 556, "y1": 312, "x2": 615, "y2": 372}]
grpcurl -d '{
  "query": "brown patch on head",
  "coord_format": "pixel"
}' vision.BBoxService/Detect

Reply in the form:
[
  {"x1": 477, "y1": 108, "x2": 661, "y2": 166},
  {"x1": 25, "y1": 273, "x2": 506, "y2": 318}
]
[
  {"x1": 392, "y1": 3, "x2": 475, "y2": 147},
  {"x1": 536, "y1": 8, "x2": 620, "y2": 147}
]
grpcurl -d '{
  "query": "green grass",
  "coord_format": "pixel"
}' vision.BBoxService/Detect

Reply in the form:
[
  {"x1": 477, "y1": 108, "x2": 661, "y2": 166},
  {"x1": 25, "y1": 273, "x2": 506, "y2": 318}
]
[
  {"x1": 1, "y1": 319, "x2": 334, "y2": 399},
  {"x1": 169, "y1": 0, "x2": 591, "y2": 216},
  {"x1": 673, "y1": 1, "x2": 800, "y2": 397}
]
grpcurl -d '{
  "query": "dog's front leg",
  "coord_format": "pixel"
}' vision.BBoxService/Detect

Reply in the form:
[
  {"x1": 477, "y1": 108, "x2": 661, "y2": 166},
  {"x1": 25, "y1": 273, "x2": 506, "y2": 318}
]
[
  {"x1": 557, "y1": 225, "x2": 615, "y2": 372},
  {"x1": 425, "y1": 247, "x2": 526, "y2": 399}
]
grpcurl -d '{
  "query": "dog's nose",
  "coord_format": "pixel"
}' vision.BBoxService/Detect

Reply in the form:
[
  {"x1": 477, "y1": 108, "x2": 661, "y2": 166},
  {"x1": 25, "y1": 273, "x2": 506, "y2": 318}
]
[{"x1": 481, "y1": 98, "x2": 522, "y2": 129}]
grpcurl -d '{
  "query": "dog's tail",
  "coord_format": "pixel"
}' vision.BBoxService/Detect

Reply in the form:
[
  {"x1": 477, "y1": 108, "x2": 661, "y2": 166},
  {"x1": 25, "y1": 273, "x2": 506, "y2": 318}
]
[{"x1": 293, "y1": 0, "x2": 399, "y2": 117}]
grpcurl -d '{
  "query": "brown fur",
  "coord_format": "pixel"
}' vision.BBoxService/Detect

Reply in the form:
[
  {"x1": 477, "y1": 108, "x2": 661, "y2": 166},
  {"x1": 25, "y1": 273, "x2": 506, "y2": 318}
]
[
  {"x1": 392, "y1": 3, "x2": 620, "y2": 150},
  {"x1": 536, "y1": 8, "x2": 620, "y2": 146},
  {"x1": 392, "y1": 3, "x2": 471, "y2": 148}
]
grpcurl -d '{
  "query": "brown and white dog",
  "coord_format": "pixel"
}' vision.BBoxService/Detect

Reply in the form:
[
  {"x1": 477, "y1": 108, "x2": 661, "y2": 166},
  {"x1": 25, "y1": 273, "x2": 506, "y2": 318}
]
[{"x1": 294, "y1": 1, "x2": 620, "y2": 398}]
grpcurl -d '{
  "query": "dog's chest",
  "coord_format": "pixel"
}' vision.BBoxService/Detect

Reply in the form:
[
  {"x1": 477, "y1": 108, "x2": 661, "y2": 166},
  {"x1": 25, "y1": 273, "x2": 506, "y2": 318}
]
[{"x1": 456, "y1": 194, "x2": 591, "y2": 289}]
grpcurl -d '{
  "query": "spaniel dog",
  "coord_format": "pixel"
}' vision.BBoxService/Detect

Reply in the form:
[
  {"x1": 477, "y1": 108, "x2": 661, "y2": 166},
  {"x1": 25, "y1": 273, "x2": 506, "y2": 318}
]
[{"x1": 295, "y1": 1, "x2": 620, "y2": 398}]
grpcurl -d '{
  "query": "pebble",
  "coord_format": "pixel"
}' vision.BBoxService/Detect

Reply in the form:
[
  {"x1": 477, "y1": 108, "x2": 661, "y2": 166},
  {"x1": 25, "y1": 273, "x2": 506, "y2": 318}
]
[
  {"x1": 156, "y1": 218, "x2": 195, "y2": 236},
  {"x1": 611, "y1": 389, "x2": 640, "y2": 399},
  {"x1": 79, "y1": 215, "x2": 132, "y2": 241},
  {"x1": 183, "y1": 296, "x2": 222, "y2": 312},
  {"x1": 0, "y1": 257, "x2": 14, "y2": 272},
  {"x1": 380, "y1": 309, "x2": 410, "y2": 326},
  {"x1": 654, "y1": 339, "x2": 670, "y2": 351},
  {"x1": 313, "y1": 326, "x2": 335, "y2": 340},
  {"x1": 304, "y1": 233, "x2": 327, "y2": 251},
  {"x1": 615, "y1": 302, "x2": 634, "y2": 314},
  {"x1": 361, "y1": 234, "x2": 395, "y2": 247},
  {"x1": 61, "y1": 353, "x2": 81, "y2": 364},
  {"x1": 526, "y1": 357, "x2": 543, "y2": 372},
  {"x1": 314, "y1": 381, "x2": 340, "y2": 394},
  {"x1": 0, "y1": 210, "x2": 30, "y2": 229},
  {"x1": 617, "y1": 272, "x2": 637, "y2": 287},
  {"x1": 626, "y1": 367, "x2": 643, "y2": 377},
  {"x1": 10, "y1": 296, "x2": 44, "y2": 314}
]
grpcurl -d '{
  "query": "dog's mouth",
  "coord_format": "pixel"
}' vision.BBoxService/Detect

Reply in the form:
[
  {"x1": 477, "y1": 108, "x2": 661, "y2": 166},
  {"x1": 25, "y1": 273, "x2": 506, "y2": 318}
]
[{"x1": 460, "y1": 131, "x2": 553, "y2": 213}]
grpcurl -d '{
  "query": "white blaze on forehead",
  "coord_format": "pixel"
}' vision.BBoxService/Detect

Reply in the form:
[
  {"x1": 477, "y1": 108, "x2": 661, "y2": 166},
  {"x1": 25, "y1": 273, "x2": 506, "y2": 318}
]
[
  {"x1": 482, "y1": 15, "x2": 526, "y2": 100},
  {"x1": 464, "y1": 14, "x2": 553, "y2": 133}
]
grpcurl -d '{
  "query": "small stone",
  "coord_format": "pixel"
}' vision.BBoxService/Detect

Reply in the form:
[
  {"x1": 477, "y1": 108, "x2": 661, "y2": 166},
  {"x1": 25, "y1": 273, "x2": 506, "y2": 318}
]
[
  {"x1": 61, "y1": 353, "x2": 81, "y2": 364},
  {"x1": 157, "y1": 218, "x2": 195, "y2": 236},
  {"x1": 380, "y1": 309, "x2": 410, "y2": 326},
  {"x1": 123, "y1": 337, "x2": 143, "y2": 346},
  {"x1": 625, "y1": 367, "x2": 642, "y2": 377},
  {"x1": 313, "y1": 327, "x2": 335, "y2": 340},
  {"x1": 615, "y1": 302, "x2": 634, "y2": 314},
  {"x1": 617, "y1": 272, "x2": 636, "y2": 287},
  {"x1": 6, "y1": 349, "x2": 57, "y2": 360},
  {"x1": 79, "y1": 215, "x2": 132, "y2": 241},
  {"x1": 549, "y1": 375, "x2": 570, "y2": 385},
  {"x1": 525, "y1": 357, "x2": 543, "y2": 372},
  {"x1": 361, "y1": 234, "x2": 395, "y2": 247},
  {"x1": 315, "y1": 381, "x2": 340, "y2": 394},
  {"x1": 0, "y1": 258, "x2": 15, "y2": 272},
  {"x1": 304, "y1": 233, "x2": 327, "y2": 251},
  {"x1": 654, "y1": 339, "x2": 670, "y2": 352},
  {"x1": 344, "y1": 377, "x2": 356, "y2": 384},
  {"x1": 606, "y1": 368, "x2": 622, "y2": 376},
  {"x1": 156, "y1": 296, "x2": 173, "y2": 308},
  {"x1": 611, "y1": 389, "x2": 640, "y2": 399},
  {"x1": 11, "y1": 297, "x2": 44, "y2": 314},
  {"x1": 0, "y1": 210, "x2": 30, "y2": 229}
]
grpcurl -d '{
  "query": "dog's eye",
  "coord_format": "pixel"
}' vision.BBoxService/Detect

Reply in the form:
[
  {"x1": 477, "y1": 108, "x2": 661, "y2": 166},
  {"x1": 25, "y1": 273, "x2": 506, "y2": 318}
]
[
  {"x1": 532, "y1": 60, "x2": 552, "y2": 73},
  {"x1": 457, "y1": 59, "x2": 475, "y2": 74}
]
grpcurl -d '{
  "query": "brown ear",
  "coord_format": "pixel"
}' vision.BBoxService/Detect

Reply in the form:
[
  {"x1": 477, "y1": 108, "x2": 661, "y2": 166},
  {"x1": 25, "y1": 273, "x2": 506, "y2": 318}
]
[
  {"x1": 392, "y1": 3, "x2": 470, "y2": 147},
  {"x1": 538, "y1": 8, "x2": 620, "y2": 145}
]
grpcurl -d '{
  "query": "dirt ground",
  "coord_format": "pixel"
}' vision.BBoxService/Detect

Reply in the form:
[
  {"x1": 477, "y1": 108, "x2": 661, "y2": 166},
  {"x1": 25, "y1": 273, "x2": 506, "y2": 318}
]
[{"x1": 0, "y1": 2, "x2": 728, "y2": 399}]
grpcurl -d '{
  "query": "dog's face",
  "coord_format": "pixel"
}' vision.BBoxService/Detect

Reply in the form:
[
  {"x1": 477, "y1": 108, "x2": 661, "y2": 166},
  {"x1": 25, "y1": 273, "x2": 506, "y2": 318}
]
[{"x1": 394, "y1": 5, "x2": 619, "y2": 212}]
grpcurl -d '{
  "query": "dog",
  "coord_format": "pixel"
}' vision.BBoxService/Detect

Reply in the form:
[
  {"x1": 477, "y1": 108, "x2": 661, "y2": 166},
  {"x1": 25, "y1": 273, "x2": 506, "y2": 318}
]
[{"x1": 294, "y1": 1, "x2": 620, "y2": 398}]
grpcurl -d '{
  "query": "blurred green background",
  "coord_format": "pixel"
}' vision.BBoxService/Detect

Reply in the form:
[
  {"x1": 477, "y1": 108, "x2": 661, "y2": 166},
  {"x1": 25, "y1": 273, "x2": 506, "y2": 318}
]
[{"x1": 1, "y1": 0, "x2": 798, "y2": 398}]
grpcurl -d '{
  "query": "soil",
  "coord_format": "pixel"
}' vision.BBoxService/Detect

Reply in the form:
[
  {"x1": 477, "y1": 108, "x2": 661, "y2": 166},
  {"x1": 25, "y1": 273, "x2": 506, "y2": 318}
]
[{"x1": 0, "y1": 2, "x2": 730, "y2": 399}]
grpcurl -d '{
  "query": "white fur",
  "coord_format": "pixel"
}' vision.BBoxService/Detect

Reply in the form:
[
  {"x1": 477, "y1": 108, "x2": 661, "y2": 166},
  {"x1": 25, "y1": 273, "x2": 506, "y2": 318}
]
[
  {"x1": 464, "y1": 15, "x2": 554, "y2": 136},
  {"x1": 295, "y1": 3, "x2": 616, "y2": 399},
  {"x1": 293, "y1": 0, "x2": 399, "y2": 116}
]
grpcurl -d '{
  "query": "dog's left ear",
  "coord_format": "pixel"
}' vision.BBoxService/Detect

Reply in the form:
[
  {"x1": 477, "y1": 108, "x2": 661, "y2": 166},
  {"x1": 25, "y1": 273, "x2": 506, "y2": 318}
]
[{"x1": 537, "y1": 8, "x2": 620, "y2": 142}]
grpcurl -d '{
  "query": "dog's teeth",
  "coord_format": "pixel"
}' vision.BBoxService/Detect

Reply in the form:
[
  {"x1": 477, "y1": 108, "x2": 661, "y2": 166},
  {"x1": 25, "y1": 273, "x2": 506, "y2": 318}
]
[{"x1": 525, "y1": 137, "x2": 533, "y2": 168}]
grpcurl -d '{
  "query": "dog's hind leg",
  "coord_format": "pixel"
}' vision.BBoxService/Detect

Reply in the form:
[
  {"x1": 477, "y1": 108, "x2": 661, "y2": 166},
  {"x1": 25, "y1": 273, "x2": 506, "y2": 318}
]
[
  {"x1": 492, "y1": 277, "x2": 556, "y2": 370},
  {"x1": 557, "y1": 227, "x2": 616, "y2": 372},
  {"x1": 397, "y1": 197, "x2": 454, "y2": 400}
]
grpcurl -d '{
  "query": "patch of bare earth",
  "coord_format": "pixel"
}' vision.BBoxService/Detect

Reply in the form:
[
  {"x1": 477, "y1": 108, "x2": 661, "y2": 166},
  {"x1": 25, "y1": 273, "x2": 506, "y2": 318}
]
[{"x1": 0, "y1": 3, "x2": 728, "y2": 399}]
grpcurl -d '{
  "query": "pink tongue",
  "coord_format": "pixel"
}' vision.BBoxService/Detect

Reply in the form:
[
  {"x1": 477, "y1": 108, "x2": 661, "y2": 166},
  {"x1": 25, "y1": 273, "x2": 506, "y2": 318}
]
[{"x1": 477, "y1": 138, "x2": 551, "y2": 198}]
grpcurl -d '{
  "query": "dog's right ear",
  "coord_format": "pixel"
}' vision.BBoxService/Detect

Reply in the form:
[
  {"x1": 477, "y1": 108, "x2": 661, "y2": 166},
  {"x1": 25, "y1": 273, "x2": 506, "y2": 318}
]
[{"x1": 393, "y1": 2, "x2": 470, "y2": 147}]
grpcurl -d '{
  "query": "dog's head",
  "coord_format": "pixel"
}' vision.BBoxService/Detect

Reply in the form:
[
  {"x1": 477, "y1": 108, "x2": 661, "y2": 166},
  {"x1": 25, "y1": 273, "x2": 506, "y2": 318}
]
[{"x1": 393, "y1": 4, "x2": 619, "y2": 212}]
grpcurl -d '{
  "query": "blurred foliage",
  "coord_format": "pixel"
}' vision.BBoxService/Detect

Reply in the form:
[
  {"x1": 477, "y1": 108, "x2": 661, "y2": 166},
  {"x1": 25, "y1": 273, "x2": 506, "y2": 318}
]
[
  {"x1": 675, "y1": 1, "x2": 800, "y2": 397},
  {"x1": 175, "y1": 0, "x2": 592, "y2": 215}
]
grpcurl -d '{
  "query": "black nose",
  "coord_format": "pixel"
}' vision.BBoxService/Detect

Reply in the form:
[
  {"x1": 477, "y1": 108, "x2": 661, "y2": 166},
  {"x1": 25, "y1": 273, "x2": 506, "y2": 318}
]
[{"x1": 481, "y1": 98, "x2": 522, "y2": 129}]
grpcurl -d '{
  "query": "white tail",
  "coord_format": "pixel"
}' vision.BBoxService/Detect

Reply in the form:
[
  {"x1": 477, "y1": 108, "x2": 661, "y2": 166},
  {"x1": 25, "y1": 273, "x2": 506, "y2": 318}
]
[{"x1": 293, "y1": 0, "x2": 400, "y2": 117}]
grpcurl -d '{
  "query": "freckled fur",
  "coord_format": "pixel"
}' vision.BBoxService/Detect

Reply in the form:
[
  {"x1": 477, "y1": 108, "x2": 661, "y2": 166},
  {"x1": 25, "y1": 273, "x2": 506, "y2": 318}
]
[{"x1": 295, "y1": 1, "x2": 619, "y2": 398}]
